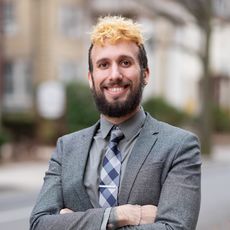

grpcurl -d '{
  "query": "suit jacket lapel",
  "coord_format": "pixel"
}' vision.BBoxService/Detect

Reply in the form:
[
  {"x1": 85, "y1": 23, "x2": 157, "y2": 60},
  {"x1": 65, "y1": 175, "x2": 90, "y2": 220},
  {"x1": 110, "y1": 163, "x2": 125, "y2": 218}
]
[
  {"x1": 119, "y1": 115, "x2": 159, "y2": 205},
  {"x1": 71, "y1": 122, "x2": 99, "y2": 210}
]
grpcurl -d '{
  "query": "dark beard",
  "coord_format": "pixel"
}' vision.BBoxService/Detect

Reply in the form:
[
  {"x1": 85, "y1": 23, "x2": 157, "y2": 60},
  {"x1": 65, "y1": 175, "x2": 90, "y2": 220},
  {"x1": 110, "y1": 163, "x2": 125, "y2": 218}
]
[{"x1": 91, "y1": 74, "x2": 145, "y2": 118}]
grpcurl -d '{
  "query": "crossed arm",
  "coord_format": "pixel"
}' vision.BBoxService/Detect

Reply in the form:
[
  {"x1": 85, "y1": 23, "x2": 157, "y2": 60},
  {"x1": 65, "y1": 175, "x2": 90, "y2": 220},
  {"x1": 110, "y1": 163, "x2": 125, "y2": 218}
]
[
  {"x1": 30, "y1": 132, "x2": 201, "y2": 230},
  {"x1": 60, "y1": 204, "x2": 157, "y2": 228}
]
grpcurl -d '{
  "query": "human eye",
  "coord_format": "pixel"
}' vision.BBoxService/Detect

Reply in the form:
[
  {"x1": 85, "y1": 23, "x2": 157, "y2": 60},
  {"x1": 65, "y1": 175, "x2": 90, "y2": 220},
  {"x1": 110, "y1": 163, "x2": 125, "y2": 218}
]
[
  {"x1": 120, "y1": 59, "x2": 131, "y2": 68},
  {"x1": 98, "y1": 61, "x2": 109, "y2": 69}
]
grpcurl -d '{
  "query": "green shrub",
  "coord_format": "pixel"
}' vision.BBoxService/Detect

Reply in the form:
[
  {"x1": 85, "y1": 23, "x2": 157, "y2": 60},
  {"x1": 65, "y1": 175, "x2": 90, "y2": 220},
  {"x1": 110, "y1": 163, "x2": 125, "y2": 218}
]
[
  {"x1": 65, "y1": 82, "x2": 99, "y2": 132},
  {"x1": 0, "y1": 129, "x2": 10, "y2": 147},
  {"x1": 143, "y1": 97, "x2": 191, "y2": 126},
  {"x1": 213, "y1": 105, "x2": 230, "y2": 133},
  {"x1": 0, "y1": 131, "x2": 7, "y2": 146},
  {"x1": 2, "y1": 112, "x2": 35, "y2": 140}
]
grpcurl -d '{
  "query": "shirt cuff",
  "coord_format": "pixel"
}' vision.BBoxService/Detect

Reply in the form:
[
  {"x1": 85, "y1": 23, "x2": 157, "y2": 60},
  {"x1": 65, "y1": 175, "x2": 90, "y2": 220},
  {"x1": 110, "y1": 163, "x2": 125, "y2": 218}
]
[
  {"x1": 101, "y1": 207, "x2": 112, "y2": 230},
  {"x1": 107, "y1": 207, "x2": 117, "y2": 230}
]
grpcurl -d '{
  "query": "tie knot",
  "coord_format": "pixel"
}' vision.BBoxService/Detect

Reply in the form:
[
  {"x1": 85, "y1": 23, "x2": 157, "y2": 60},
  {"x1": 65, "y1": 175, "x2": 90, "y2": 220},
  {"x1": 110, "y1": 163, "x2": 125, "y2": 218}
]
[{"x1": 110, "y1": 127, "x2": 124, "y2": 144}]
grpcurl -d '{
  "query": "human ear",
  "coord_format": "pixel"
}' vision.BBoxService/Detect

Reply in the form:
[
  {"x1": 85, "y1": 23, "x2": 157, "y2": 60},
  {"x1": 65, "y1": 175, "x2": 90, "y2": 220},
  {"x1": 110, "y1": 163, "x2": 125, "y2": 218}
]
[
  {"x1": 143, "y1": 67, "x2": 150, "y2": 85},
  {"x1": 88, "y1": 72, "x2": 93, "y2": 89}
]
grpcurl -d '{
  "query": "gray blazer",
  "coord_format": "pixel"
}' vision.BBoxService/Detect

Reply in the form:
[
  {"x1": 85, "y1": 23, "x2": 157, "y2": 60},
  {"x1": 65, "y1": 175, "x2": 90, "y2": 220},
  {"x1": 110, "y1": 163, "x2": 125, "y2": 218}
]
[{"x1": 30, "y1": 114, "x2": 201, "y2": 230}]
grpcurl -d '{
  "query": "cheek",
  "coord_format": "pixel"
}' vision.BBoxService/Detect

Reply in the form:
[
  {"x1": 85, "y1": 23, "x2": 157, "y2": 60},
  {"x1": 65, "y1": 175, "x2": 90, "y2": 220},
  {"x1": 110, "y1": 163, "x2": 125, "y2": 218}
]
[
  {"x1": 93, "y1": 71, "x2": 109, "y2": 84},
  {"x1": 124, "y1": 70, "x2": 141, "y2": 84},
  {"x1": 91, "y1": 76, "x2": 104, "y2": 91}
]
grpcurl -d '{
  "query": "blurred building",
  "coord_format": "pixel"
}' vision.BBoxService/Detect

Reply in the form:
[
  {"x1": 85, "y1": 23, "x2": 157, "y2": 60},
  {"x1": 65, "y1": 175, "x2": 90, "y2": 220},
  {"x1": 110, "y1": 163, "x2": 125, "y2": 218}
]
[
  {"x1": 2, "y1": 0, "x2": 33, "y2": 113},
  {"x1": 1, "y1": 0, "x2": 230, "y2": 131},
  {"x1": 1, "y1": 0, "x2": 88, "y2": 115},
  {"x1": 0, "y1": 0, "x2": 91, "y2": 145}
]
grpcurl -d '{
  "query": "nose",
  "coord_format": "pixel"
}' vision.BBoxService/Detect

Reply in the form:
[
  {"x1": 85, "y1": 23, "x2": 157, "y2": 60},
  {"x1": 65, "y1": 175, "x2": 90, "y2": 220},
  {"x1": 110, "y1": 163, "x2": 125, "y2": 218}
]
[{"x1": 110, "y1": 63, "x2": 122, "y2": 81}]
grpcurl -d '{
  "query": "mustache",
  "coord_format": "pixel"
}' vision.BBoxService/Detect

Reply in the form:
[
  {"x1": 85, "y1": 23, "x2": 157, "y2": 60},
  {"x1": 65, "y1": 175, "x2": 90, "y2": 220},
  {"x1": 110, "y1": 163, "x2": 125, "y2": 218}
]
[{"x1": 101, "y1": 79, "x2": 131, "y2": 88}]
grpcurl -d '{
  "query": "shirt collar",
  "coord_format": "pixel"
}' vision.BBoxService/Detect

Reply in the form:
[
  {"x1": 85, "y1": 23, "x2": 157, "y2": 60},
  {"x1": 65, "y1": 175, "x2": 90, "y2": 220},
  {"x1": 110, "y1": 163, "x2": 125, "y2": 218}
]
[{"x1": 100, "y1": 107, "x2": 146, "y2": 140}]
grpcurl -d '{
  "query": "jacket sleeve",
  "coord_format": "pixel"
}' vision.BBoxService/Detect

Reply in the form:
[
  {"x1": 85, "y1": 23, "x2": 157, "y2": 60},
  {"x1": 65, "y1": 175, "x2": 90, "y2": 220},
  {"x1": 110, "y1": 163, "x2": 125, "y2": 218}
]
[
  {"x1": 29, "y1": 138, "x2": 106, "y2": 230},
  {"x1": 118, "y1": 132, "x2": 202, "y2": 230}
]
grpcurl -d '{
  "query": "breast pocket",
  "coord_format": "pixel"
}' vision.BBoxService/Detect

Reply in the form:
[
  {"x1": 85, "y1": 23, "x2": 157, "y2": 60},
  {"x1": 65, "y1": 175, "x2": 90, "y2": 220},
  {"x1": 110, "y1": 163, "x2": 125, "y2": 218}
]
[{"x1": 128, "y1": 161, "x2": 163, "y2": 206}]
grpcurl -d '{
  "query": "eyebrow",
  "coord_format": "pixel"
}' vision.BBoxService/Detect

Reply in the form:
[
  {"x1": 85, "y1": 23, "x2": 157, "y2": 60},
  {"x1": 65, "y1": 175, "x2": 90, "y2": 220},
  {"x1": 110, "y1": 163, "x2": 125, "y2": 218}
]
[
  {"x1": 96, "y1": 55, "x2": 135, "y2": 65},
  {"x1": 118, "y1": 55, "x2": 135, "y2": 61},
  {"x1": 96, "y1": 58, "x2": 109, "y2": 64}
]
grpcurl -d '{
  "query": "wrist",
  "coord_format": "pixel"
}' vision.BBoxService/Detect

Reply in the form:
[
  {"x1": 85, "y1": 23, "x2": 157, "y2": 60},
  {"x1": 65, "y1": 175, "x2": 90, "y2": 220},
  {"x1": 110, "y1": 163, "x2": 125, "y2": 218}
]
[
  {"x1": 116, "y1": 205, "x2": 141, "y2": 227},
  {"x1": 108, "y1": 204, "x2": 142, "y2": 228},
  {"x1": 115, "y1": 206, "x2": 129, "y2": 227},
  {"x1": 107, "y1": 207, "x2": 128, "y2": 229},
  {"x1": 139, "y1": 205, "x2": 142, "y2": 225}
]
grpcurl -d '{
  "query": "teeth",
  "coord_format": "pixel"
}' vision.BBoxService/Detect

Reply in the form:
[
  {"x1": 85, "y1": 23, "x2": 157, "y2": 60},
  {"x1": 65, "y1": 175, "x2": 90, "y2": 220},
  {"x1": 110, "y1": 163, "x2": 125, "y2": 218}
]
[{"x1": 109, "y1": 87, "x2": 123, "y2": 92}]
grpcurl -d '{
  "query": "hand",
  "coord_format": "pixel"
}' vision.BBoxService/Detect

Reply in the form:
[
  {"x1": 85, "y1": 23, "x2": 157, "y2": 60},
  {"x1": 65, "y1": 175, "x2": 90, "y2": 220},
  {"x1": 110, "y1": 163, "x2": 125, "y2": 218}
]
[
  {"x1": 60, "y1": 208, "x2": 74, "y2": 214},
  {"x1": 140, "y1": 205, "x2": 157, "y2": 224},
  {"x1": 115, "y1": 204, "x2": 141, "y2": 227},
  {"x1": 112, "y1": 204, "x2": 157, "y2": 228}
]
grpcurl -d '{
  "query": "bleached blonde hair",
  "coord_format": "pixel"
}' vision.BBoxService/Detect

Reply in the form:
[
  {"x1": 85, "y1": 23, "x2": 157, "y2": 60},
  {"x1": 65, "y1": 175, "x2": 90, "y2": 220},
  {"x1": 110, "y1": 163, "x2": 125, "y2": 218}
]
[
  {"x1": 88, "y1": 16, "x2": 148, "y2": 72},
  {"x1": 90, "y1": 16, "x2": 144, "y2": 46}
]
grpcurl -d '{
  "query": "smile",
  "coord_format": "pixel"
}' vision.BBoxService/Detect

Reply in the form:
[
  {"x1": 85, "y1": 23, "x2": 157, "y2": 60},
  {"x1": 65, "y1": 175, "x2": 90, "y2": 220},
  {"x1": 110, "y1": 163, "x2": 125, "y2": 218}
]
[
  {"x1": 108, "y1": 87, "x2": 125, "y2": 92},
  {"x1": 103, "y1": 84, "x2": 129, "y2": 99}
]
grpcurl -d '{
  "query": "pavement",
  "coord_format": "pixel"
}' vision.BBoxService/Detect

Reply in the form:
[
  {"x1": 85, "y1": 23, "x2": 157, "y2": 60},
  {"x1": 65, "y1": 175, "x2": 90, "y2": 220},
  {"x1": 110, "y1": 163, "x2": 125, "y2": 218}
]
[
  {"x1": 0, "y1": 144, "x2": 230, "y2": 229},
  {"x1": 0, "y1": 161, "x2": 48, "y2": 193}
]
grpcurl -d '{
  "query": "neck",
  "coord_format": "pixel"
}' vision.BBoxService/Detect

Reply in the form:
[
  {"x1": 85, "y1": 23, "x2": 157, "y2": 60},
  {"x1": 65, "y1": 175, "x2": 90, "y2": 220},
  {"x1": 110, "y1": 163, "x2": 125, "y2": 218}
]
[{"x1": 102, "y1": 106, "x2": 141, "y2": 125}]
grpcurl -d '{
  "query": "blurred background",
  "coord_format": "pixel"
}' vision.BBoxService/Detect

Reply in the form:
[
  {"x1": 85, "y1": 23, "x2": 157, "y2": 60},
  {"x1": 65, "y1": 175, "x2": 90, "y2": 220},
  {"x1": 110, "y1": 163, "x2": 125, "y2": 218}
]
[{"x1": 0, "y1": 0, "x2": 229, "y2": 229}]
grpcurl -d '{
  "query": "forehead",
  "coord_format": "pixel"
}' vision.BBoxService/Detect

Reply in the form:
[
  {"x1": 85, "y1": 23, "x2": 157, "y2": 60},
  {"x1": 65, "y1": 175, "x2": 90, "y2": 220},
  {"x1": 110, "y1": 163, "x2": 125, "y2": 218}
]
[{"x1": 91, "y1": 40, "x2": 139, "y2": 62}]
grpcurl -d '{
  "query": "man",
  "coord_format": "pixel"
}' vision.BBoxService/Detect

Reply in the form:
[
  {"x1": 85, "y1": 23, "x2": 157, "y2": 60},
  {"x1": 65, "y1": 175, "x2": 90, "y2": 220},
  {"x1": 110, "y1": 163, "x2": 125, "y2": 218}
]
[{"x1": 30, "y1": 16, "x2": 201, "y2": 230}]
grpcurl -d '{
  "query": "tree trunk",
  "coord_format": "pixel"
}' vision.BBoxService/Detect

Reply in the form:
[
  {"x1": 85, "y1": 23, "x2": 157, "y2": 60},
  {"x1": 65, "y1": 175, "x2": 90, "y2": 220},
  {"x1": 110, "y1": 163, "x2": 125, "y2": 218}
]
[
  {"x1": 199, "y1": 7, "x2": 213, "y2": 155},
  {"x1": 0, "y1": 0, "x2": 3, "y2": 135},
  {"x1": 0, "y1": 0, "x2": 3, "y2": 160}
]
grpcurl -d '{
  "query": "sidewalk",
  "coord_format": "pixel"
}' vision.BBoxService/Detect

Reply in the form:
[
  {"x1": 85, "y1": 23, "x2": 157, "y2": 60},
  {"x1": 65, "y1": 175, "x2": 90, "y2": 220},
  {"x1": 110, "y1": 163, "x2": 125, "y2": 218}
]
[
  {"x1": 212, "y1": 144, "x2": 230, "y2": 162},
  {"x1": 0, "y1": 161, "x2": 48, "y2": 193},
  {"x1": 0, "y1": 145, "x2": 54, "y2": 193}
]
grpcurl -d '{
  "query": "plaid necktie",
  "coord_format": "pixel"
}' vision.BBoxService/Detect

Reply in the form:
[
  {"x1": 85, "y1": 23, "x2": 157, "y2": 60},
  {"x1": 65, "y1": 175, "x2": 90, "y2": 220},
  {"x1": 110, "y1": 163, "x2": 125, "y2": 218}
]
[{"x1": 99, "y1": 127, "x2": 124, "y2": 207}]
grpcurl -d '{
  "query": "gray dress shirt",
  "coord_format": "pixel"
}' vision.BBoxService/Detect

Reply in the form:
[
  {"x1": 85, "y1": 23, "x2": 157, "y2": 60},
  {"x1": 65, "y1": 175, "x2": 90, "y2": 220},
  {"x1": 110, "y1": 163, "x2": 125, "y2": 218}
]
[{"x1": 84, "y1": 108, "x2": 146, "y2": 229}]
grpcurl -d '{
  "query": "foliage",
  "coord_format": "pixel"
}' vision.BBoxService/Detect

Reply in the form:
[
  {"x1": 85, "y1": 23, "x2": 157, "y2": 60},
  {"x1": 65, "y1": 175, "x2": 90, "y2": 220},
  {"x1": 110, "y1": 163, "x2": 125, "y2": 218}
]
[
  {"x1": 0, "y1": 131, "x2": 8, "y2": 146},
  {"x1": 2, "y1": 112, "x2": 35, "y2": 140},
  {"x1": 0, "y1": 128, "x2": 11, "y2": 150},
  {"x1": 213, "y1": 105, "x2": 230, "y2": 133},
  {"x1": 143, "y1": 97, "x2": 191, "y2": 126},
  {"x1": 3, "y1": 112, "x2": 35, "y2": 126},
  {"x1": 65, "y1": 82, "x2": 99, "y2": 132}
]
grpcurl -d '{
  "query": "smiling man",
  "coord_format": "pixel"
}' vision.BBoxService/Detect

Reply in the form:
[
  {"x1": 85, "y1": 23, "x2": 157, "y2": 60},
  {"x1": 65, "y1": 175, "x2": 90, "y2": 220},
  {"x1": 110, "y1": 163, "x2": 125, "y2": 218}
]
[
  {"x1": 30, "y1": 16, "x2": 201, "y2": 230},
  {"x1": 89, "y1": 39, "x2": 147, "y2": 123}
]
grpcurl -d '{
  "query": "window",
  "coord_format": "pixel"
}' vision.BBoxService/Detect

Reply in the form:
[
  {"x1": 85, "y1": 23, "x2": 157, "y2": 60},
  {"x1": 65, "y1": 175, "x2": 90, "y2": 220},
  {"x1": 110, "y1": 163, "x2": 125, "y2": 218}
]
[
  {"x1": 3, "y1": 2, "x2": 17, "y2": 35},
  {"x1": 3, "y1": 62, "x2": 14, "y2": 94},
  {"x1": 58, "y1": 60, "x2": 80, "y2": 83},
  {"x1": 58, "y1": 5, "x2": 82, "y2": 38},
  {"x1": 2, "y1": 59, "x2": 32, "y2": 111},
  {"x1": 214, "y1": 0, "x2": 230, "y2": 17}
]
